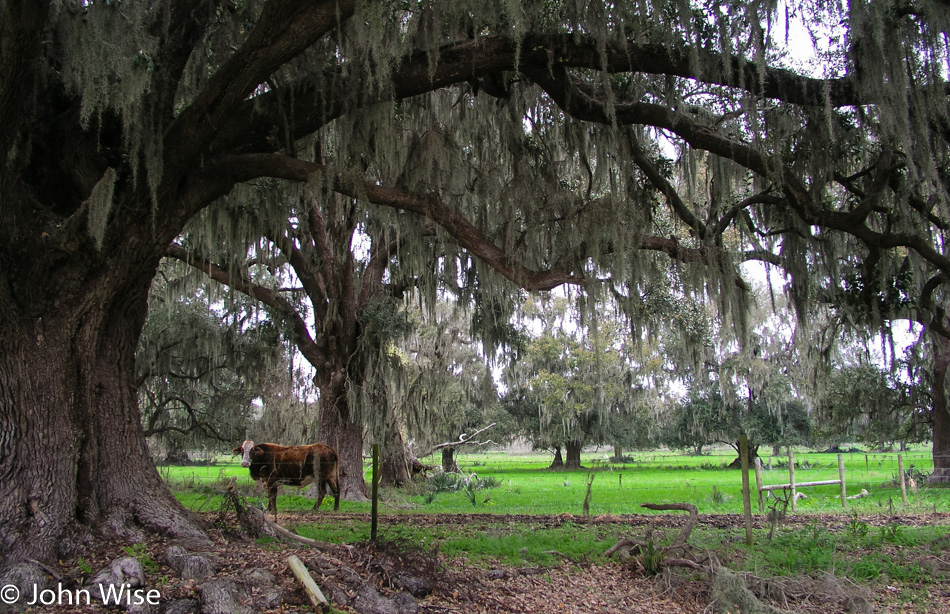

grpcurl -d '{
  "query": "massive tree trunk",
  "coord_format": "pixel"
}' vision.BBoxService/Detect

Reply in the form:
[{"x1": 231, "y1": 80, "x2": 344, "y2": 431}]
[
  {"x1": 564, "y1": 440, "x2": 584, "y2": 468},
  {"x1": 379, "y1": 428, "x2": 412, "y2": 487},
  {"x1": 377, "y1": 396, "x2": 412, "y2": 486},
  {"x1": 727, "y1": 441, "x2": 760, "y2": 469},
  {"x1": 380, "y1": 448, "x2": 412, "y2": 487},
  {"x1": 930, "y1": 335, "x2": 950, "y2": 483},
  {"x1": 317, "y1": 382, "x2": 369, "y2": 502},
  {"x1": 0, "y1": 270, "x2": 205, "y2": 568},
  {"x1": 442, "y1": 448, "x2": 460, "y2": 473}
]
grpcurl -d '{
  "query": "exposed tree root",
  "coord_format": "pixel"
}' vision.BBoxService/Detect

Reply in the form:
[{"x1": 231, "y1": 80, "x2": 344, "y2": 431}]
[
  {"x1": 606, "y1": 503, "x2": 875, "y2": 613},
  {"x1": 220, "y1": 479, "x2": 354, "y2": 557},
  {"x1": 606, "y1": 503, "x2": 706, "y2": 573}
]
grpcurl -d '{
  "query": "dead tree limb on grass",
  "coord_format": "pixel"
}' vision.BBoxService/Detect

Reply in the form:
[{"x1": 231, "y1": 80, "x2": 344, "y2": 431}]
[
  {"x1": 220, "y1": 478, "x2": 274, "y2": 539},
  {"x1": 641, "y1": 503, "x2": 698, "y2": 549},
  {"x1": 408, "y1": 424, "x2": 498, "y2": 474},
  {"x1": 413, "y1": 423, "x2": 498, "y2": 458},
  {"x1": 220, "y1": 479, "x2": 354, "y2": 555}
]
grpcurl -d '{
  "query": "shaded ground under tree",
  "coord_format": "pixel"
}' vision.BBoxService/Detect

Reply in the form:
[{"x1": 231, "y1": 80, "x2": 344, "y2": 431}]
[{"x1": 19, "y1": 510, "x2": 950, "y2": 614}]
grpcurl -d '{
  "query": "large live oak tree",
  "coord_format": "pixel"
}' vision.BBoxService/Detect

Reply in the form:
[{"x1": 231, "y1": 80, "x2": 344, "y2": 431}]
[{"x1": 2, "y1": 0, "x2": 950, "y2": 571}]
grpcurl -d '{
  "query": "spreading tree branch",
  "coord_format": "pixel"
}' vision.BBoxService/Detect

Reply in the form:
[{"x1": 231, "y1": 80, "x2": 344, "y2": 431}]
[
  {"x1": 165, "y1": 243, "x2": 327, "y2": 367},
  {"x1": 198, "y1": 153, "x2": 744, "y2": 292},
  {"x1": 416, "y1": 423, "x2": 497, "y2": 459}
]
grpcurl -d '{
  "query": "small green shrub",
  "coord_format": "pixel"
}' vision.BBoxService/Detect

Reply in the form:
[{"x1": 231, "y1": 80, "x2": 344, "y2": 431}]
[
  {"x1": 427, "y1": 472, "x2": 463, "y2": 493},
  {"x1": 708, "y1": 485, "x2": 731, "y2": 505},
  {"x1": 849, "y1": 557, "x2": 882, "y2": 580},
  {"x1": 880, "y1": 523, "x2": 910, "y2": 545},
  {"x1": 426, "y1": 471, "x2": 497, "y2": 499},
  {"x1": 122, "y1": 543, "x2": 158, "y2": 574},
  {"x1": 847, "y1": 512, "x2": 869, "y2": 538},
  {"x1": 640, "y1": 540, "x2": 664, "y2": 576}
]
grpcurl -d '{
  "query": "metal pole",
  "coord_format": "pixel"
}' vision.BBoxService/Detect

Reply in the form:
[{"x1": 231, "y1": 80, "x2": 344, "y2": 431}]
[
  {"x1": 740, "y1": 436, "x2": 753, "y2": 546},
  {"x1": 754, "y1": 457, "x2": 764, "y2": 513},
  {"x1": 788, "y1": 450, "x2": 797, "y2": 513},
  {"x1": 838, "y1": 453, "x2": 847, "y2": 509}
]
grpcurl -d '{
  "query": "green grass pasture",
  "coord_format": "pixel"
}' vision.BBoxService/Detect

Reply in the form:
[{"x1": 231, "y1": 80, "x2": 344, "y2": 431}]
[
  {"x1": 163, "y1": 448, "x2": 950, "y2": 609},
  {"x1": 291, "y1": 516, "x2": 619, "y2": 566},
  {"x1": 163, "y1": 446, "x2": 947, "y2": 517},
  {"x1": 284, "y1": 513, "x2": 950, "y2": 585}
]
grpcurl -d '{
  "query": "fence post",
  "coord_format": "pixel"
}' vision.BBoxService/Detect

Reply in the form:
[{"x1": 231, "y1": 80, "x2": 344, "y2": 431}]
[
  {"x1": 789, "y1": 450, "x2": 797, "y2": 512},
  {"x1": 838, "y1": 453, "x2": 847, "y2": 509},
  {"x1": 898, "y1": 454, "x2": 907, "y2": 506},
  {"x1": 740, "y1": 435, "x2": 753, "y2": 546},
  {"x1": 754, "y1": 457, "x2": 764, "y2": 513}
]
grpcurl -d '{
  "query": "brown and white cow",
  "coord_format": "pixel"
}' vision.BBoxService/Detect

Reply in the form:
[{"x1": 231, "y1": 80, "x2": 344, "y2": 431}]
[{"x1": 233, "y1": 440, "x2": 341, "y2": 514}]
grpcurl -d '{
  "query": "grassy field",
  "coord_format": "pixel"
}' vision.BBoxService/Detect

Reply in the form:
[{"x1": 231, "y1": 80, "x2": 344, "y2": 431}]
[
  {"x1": 285, "y1": 511, "x2": 950, "y2": 585},
  {"x1": 160, "y1": 447, "x2": 950, "y2": 612},
  {"x1": 163, "y1": 446, "x2": 946, "y2": 517}
]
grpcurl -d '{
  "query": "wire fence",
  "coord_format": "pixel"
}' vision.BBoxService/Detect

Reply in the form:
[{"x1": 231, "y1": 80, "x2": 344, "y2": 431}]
[{"x1": 157, "y1": 449, "x2": 948, "y2": 518}]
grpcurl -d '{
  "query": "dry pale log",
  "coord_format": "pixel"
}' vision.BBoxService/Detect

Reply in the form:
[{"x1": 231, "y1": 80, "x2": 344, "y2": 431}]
[
  {"x1": 251, "y1": 507, "x2": 356, "y2": 557},
  {"x1": 287, "y1": 555, "x2": 329, "y2": 612},
  {"x1": 759, "y1": 479, "x2": 841, "y2": 491},
  {"x1": 663, "y1": 557, "x2": 705, "y2": 570}
]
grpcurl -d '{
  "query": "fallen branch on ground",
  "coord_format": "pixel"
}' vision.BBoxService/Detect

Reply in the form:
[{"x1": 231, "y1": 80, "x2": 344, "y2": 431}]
[
  {"x1": 605, "y1": 502, "x2": 708, "y2": 573},
  {"x1": 221, "y1": 479, "x2": 354, "y2": 556},
  {"x1": 287, "y1": 555, "x2": 330, "y2": 612}
]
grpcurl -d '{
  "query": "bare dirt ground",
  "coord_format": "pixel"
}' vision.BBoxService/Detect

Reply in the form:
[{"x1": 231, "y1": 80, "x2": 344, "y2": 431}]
[{"x1": 43, "y1": 511, "x2": 950, "y2": 613}]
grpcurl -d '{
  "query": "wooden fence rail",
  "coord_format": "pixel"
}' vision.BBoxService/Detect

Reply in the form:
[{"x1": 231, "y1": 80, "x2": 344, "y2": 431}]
[{"x1": 752, "y1": 452, "x2": 847, "y2": 513}]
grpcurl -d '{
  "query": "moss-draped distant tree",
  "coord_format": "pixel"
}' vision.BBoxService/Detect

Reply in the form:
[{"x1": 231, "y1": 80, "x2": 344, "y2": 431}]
[
  {"x1": 136, "y1": 264, "x2": 285, "y2": 459},
  {"x1": 662, "y1": 390, "x2": 812, "y2": 463},
  {"x1": 3, "y1": 0, "x2": 950, "y2": 572},
  {"x1": 396, "y1": 303, "x2": 510, "y2": 475},
  {"x1": 816, "y1": 361, "x2": 929, "y2": 452},
  {"x1": 503, "y1": 298, "x2": 657, "y2": 468},
  {"x1": 165, "y1": 191, "x2": 413, "y2": 499}
]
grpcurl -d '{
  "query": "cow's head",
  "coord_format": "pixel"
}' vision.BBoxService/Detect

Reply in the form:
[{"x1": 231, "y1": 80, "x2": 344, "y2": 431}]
[{"x1": 233, "y1": 440, "x2": 257, "y2": 468}]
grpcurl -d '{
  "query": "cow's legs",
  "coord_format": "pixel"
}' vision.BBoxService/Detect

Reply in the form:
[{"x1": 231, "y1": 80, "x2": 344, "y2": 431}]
[
  {"x1": 312, "y1": 480, "x2": 326, "y2": 511},
  {"x1": 267, "y1": 483, "x2": 279, "y2": 515},
  {"x1": 330, "y1": 476, "x2": 341, "y2": 511}
]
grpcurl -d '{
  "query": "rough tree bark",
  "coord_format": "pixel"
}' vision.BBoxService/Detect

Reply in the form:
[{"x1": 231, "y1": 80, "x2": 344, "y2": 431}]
[
  {"x1": 379, "y1": 421, "x2": 412, "y2": 487},
  {"x1": 316, "y1": 375, "x2": 370, "y2": 502},
  {"x1": 564, "y1": 440, "x2": 584, "y2": 469},
  {"x1": 727, "y1": 441, "x2": 760, "y2": 469},
  {"x1": 930, "y1": 334, "x2": 950, "y2": 483},
  {"x1": 441, "y1": 449, "x2": 460, "y2": 473},
  {"x1": 0, "y1": 250, "x2": 207, "y2": 568}
]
